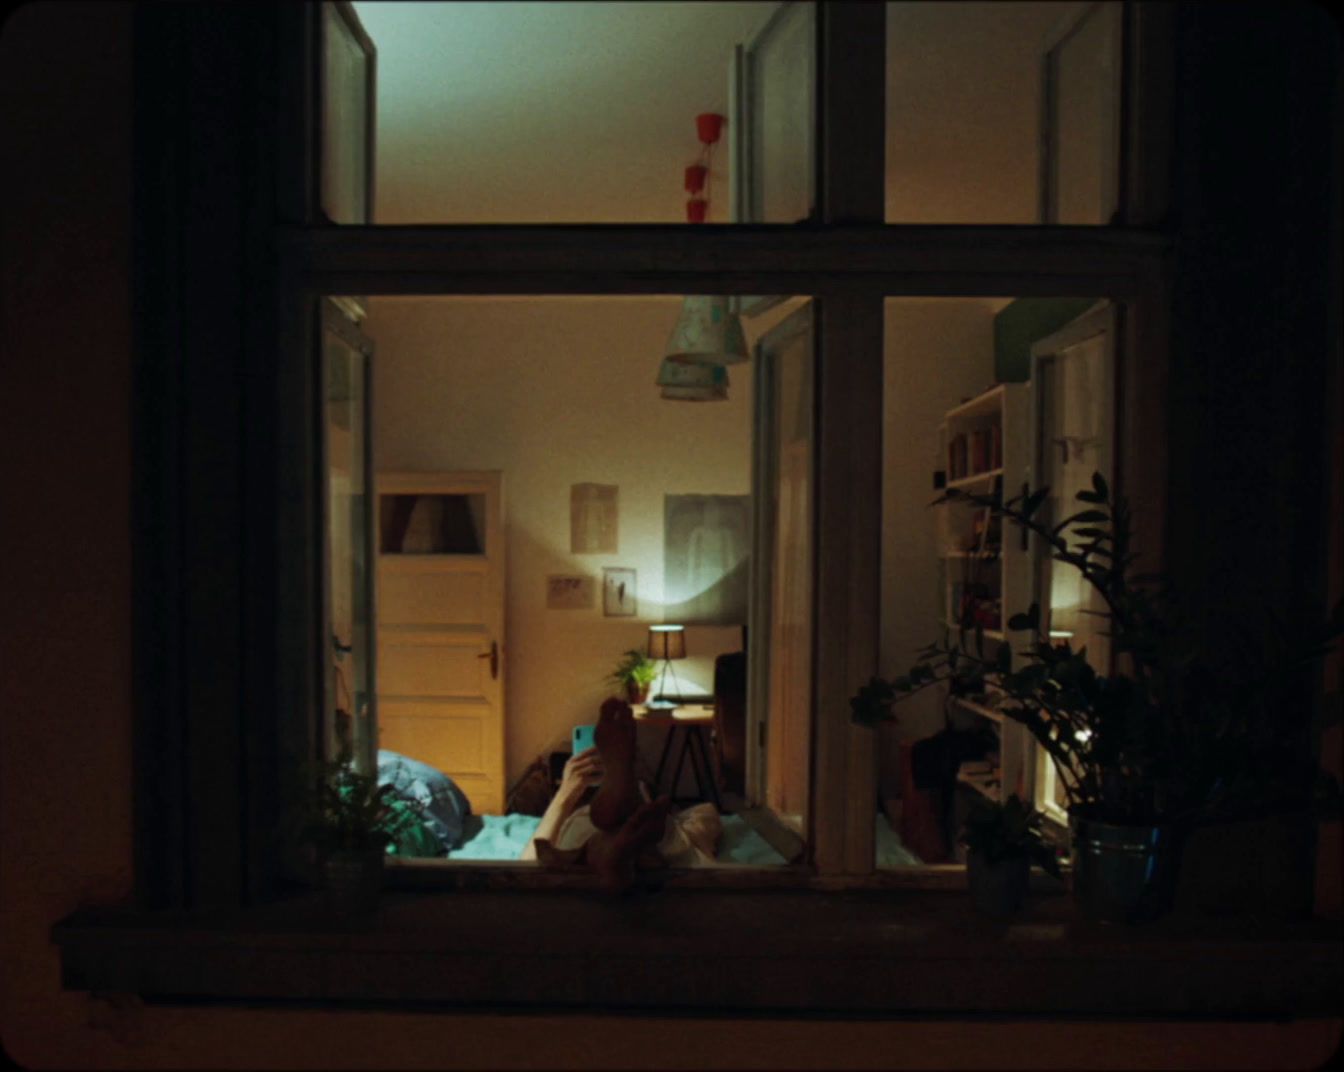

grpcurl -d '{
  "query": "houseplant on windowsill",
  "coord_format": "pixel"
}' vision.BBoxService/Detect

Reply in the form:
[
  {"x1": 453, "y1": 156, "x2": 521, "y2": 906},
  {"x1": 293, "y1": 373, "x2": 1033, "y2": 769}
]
[
  {"x1": 961, "y1": 794, "x2": 1062, "y2": 918},
  {"x1": 852, "y1": 472, "x2": 1343, "y2": 923},
  {"x1": 608, "y1": 648, "x2": 659, "y2": 705},
  {"x1": 283, "y1": 743, "x2": 421, "y2": 918}
]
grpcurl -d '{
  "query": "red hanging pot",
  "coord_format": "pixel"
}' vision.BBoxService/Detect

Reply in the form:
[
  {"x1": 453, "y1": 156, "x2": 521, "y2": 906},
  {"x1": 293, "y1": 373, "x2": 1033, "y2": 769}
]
[
  {"x1": 696, "y1": 113, "x2": 725, "y2": 144},
  {"x1": 686, "y1": 198, "x2": 708, "y2": 223},
  {"x1": 684, "y1": 164, "x2": 708, "y2": 194}
]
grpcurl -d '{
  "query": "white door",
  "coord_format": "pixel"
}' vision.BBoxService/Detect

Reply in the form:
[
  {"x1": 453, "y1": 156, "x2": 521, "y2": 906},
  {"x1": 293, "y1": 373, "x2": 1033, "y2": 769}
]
[
  {"x1": 375, "y1": 471, "x2": 506, "y2": 814},
  {"x1": 748, "y1": 303, "x2": 814, "y2": 833},
  {"x1": 1025, "y1": 301, "x2": 1116, "y2": 823}
]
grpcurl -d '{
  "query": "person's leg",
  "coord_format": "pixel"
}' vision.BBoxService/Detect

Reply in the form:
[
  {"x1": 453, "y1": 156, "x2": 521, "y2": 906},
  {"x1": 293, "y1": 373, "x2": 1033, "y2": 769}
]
[
  {"x1": 586, "y1": 796, "x2": 672, "y2": 894},
  {"x1": 588, "y1": 697, "x2": 643, "y2": 832}
]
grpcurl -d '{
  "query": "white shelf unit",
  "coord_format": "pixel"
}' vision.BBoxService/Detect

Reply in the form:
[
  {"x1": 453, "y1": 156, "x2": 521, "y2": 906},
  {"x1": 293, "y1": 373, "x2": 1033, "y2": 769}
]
[{"x1": 934, "y1": 383, "x2": 1034, "y2": 805}]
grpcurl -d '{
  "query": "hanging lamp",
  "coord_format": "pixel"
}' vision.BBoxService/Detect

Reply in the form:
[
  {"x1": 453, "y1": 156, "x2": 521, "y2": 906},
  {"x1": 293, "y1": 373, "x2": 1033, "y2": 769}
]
[
  {"x1": 663, "y1": 295, "x2": 749, "y2": 367},
  {"x1": 655, "y1": 357, "x2": 729, "y2": 401}
]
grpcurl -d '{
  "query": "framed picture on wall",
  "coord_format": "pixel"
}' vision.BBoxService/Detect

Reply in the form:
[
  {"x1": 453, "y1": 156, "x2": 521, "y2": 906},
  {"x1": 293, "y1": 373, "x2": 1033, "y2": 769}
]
[{"x1": 603, "y1": 568, "x2": 637, "y2": 617}]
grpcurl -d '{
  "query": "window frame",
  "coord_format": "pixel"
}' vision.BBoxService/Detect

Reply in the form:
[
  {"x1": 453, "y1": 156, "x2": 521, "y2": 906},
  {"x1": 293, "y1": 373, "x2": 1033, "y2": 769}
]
[{"x1": 134, "y1": 1, "x2": 1174, "y2": 910}]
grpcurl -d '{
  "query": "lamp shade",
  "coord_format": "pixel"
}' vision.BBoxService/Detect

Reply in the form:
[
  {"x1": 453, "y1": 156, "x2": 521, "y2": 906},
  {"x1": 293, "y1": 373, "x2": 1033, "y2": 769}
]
[
  {"x1": 664, "y1": 295, "x2": 748, "y2": 366},
  {"x1": 647, "y1": 624, "x2": 686, "y2": 660}
]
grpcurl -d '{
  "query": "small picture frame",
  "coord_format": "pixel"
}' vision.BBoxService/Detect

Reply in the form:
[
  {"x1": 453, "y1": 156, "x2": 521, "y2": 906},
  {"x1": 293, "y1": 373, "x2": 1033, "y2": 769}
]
[
  {"x1": 603, "y1": 568, "x2": 637, "y2": 617},
  {"x1": 546, "y1": 574, "x2": 595, "y2": 610}
]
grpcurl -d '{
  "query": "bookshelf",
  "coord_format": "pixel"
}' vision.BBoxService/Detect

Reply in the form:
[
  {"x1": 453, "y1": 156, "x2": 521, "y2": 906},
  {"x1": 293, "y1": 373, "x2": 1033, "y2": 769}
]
[{"x1": 933, "y1": 382, "x2": 1034, "y2": 810}]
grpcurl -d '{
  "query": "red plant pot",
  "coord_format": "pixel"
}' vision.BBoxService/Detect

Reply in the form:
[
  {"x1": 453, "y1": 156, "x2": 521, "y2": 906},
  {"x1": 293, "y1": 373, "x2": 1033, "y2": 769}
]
[
  {"x1": 696, "y1": 112, "x2": 725, "y2": 145},
  {"x1": 684, "y1": 164, "x2": 708, "y2": 194},
  {"x1": 686, "y1": 198, "x2": 708, "y2": 223}
]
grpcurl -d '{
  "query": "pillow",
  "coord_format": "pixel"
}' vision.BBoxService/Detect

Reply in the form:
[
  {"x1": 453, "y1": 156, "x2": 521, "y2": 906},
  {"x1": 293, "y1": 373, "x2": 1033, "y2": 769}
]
[{"x1": 376, "y1": 750, "x2": 473, "y2": 851}]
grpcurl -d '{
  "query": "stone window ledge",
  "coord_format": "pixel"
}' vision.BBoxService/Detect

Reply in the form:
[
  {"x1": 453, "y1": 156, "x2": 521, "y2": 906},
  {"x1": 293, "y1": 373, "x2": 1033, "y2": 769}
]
[{"x1": 53, "y1": 889, "x2": 1342, "y2": 1018}]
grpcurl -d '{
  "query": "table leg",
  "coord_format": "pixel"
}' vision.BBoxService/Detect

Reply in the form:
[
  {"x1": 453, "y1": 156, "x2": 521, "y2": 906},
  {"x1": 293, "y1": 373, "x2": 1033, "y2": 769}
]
[
  {"x1": 688, "y1": 726, "x2": 722, "y2": 811},
  {"x1": 651, "y1": 724, "x2": 675, "y2": 796},
  {"x1": 668, "y1": 727, "x2": 692, "y2": 803}
]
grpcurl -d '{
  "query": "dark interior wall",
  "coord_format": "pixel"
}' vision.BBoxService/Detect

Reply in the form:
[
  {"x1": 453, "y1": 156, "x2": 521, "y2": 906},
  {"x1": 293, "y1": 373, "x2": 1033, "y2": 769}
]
[
  {"x1": 0, "y1": 3, "x2": 1340, "y2": 1066},
  {"x1": 992, "y1": 297, "x2": 1097, "y2": 382}
]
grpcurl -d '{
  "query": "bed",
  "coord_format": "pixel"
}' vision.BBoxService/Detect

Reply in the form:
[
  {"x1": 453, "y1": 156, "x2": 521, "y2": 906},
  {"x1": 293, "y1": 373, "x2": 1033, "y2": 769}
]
[
  {"x1": 448, "y1": 811, "x2": 788, "y2": 866},
  {"x1": 377, "y1": 748, "x2": 788, "y2": 866}
]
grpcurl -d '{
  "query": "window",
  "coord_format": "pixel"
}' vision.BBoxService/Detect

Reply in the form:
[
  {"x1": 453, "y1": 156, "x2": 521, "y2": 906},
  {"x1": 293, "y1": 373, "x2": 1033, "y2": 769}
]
[{"x1": 130, "y1": 0, "x2": 1177, "y2": 908}]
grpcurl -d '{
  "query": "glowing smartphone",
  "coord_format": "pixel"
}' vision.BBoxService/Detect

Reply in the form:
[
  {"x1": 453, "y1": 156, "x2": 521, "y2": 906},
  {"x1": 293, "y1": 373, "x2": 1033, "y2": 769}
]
[{"x1": 572, "y1": 724, "x2": 596, "y2": 756}]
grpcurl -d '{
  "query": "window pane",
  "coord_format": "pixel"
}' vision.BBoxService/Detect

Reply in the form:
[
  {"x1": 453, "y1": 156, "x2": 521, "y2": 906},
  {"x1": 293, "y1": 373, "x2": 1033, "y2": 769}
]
[
  {"x1": 324, "y1": 315, "x2": 374, "y2": 773},
  {"x1": 379, "y1": 493, "x2": 486, "y2": 554},
  {"x1": 351, "y1": 294, "x2": 808, "y2": 870},
  {"x1": 321, "y1": 2, "x2": 372, "y2": 223},
  {"x1": 886, "y1": 1, "x2": 1123, "y2": 224},
  {"x1": 877, "y1": 297, "x2": 1105, "y2": 869},
  {"x1": 350, "y1": 2, "x2": 806, "y2": 223}
]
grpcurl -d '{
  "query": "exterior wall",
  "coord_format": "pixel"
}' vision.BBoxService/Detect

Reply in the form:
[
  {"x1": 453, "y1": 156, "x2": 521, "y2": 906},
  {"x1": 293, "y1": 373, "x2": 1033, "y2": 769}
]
[{"x1": 1, "y1": 4, "x2": 1340, "y2": 1069}]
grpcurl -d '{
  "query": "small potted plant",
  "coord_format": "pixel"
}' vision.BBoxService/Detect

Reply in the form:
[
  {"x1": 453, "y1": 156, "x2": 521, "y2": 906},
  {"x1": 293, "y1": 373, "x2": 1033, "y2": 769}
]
[
  {"x1": 607, "y1": 648, "x2": 659, "y2": 704},
  {"x1": 961, "y1": 794, "x2": 1062, "y2": 918},
  {"x1": 284, "y1": 745, "x2": 420, "y2": 918}
]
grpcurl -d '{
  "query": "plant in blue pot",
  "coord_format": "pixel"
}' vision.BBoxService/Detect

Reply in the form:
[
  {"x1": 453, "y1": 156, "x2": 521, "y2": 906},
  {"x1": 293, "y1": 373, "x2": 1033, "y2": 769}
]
[{"x1": 852, "y1": 472, "x2": 1343, "y2": 923}]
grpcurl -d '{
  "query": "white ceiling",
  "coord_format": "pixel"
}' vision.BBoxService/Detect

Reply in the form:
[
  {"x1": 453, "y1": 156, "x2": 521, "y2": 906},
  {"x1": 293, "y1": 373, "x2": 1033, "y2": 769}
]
[{"x1": 353, "y1": 1, "x2": 1077, "y2": 225}]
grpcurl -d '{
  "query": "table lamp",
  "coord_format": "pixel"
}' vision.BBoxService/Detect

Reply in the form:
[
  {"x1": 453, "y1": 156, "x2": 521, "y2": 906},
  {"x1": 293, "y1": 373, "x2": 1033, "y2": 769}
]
[{"x1": 646, "y1": 624, "x2": 687, "y2": 708}]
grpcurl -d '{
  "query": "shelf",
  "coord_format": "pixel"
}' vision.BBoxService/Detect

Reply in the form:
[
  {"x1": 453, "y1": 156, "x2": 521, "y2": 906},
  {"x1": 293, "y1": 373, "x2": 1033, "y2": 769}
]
[
  {"x1": 941, "y1": 620, "x2": 1004, "y2": 641},
  {"x1": 944, "y1": 384, "x2": 1005, "y2": 423},
  {"x1": 957, "y1": 769, "x2": 1002, "y2": 801},
  {"x1": 951, "y1": 696, "x2": 1005, "y2": 723},
  {"x1": 945, "y1": 467, "x2": 1003, "y2": 490}
]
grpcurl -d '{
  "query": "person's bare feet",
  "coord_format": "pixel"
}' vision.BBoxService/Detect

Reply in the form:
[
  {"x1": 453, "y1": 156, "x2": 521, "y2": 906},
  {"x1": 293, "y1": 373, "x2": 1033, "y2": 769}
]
[
  {"x1": 587, "y1": 796, "x2": 672, "y2": 894},
  {"x1": 588, "y1": 697, "x2": 640, "y2": 832}
]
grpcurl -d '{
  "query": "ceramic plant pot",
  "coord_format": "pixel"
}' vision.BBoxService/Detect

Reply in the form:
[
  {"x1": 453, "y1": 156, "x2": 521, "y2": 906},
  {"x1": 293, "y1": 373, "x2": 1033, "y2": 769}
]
[
  {"x1": 966, "y1": 850, "x2": 1030, "y2": 918},
  {"x1": 324, "y1": 845, "x2": 385, "y2": 918},
  {"x1": 625, "y1": 683, "x2": 650, "y2": 704},
  {"x1": 1070, "y1": 812, "x2": 1181, "y2": 924}
]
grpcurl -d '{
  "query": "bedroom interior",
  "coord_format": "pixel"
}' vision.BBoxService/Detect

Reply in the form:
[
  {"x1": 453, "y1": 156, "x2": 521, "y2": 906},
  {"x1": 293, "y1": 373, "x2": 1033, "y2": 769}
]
[{"x1": 328, "y1": 0, "x2": 1114, "y2": 871}]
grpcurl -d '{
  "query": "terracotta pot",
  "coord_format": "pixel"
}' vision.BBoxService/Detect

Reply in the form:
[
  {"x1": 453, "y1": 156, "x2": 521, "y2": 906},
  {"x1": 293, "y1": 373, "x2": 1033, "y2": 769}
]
[
  {"x1": 625, "y1": 682, "x2": 650, "y2": 704},
  {"x1": 967, "y1": 851, "x2": 1030, "y2": 918}
]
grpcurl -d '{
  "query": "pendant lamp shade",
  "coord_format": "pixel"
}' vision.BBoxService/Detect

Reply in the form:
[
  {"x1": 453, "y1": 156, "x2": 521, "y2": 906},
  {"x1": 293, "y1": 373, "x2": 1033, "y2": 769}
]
[
  {"x1": 664, "y1": 295, "x2": 748, "y2": 366},
  {"x1": 655, "y1": 357, "x2": 728, "y2": 402}
]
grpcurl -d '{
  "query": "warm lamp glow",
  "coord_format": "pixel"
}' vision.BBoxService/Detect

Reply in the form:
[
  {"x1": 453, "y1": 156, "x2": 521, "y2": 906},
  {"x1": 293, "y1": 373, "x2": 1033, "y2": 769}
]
[{"x1": 647, "y1": 624, "x2": 687, "y2": 661}]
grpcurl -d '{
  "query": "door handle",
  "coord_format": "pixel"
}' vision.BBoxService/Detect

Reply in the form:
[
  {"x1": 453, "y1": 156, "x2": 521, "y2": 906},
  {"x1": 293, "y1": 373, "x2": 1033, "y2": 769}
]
[{"x1": 477, "y1": 640, "x2": 499, "y2": 680}]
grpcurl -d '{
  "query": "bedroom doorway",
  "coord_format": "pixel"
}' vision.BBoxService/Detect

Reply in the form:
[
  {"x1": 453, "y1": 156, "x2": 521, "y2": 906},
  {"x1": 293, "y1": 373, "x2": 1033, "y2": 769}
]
[{"x1": 374, "y1": 471, "x2": 508, "y2": 815}]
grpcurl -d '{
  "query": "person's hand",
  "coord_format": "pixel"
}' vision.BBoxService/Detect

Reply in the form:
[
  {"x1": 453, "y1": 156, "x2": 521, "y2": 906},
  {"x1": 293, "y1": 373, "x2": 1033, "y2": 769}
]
[{"x1": 558, "y1": 747, "x2": 603, "y2": 801}]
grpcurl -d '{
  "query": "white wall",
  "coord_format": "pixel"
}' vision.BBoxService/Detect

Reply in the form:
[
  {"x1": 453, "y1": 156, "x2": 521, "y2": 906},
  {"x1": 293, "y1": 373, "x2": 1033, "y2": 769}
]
[
  {"x1": 886, "y1": 1, "x2": 1085, "y2": 223},
  {"x1": 880, "y1": 300, "x2": 1002, "y2": 771},
  {"x1": 370, "y1": 296, "x2": 796, "y2": 789}
]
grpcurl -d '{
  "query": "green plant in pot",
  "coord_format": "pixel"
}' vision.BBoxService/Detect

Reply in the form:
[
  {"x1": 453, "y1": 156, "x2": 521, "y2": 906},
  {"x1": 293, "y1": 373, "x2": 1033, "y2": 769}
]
[
  {"x1": 608, "y1": 648, "x2": 659, "y2": 704},
  {"x1": 961, "y1": 794, "x2": 1062, "y2": 918},
  {"x1": 283, "y1": 744, "x2": 421, "y2": 918},
  {"x1": 852, "y1": 472, "x2": 1343, "y2": 923}
]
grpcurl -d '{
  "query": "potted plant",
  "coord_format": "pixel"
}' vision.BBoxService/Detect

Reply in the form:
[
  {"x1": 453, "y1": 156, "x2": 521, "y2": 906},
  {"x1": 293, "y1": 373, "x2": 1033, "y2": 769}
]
[
  {"x1": 852, "y1": 472, "x2": 1343, "y2": 923},
  {"x1": 283, "y1": 745, "x2": 420, "y2": 918},
  {"x1": 607, "y1": 648, "x2": 659, "y2": 704},
  {"x1": 961, "y1": 794, "x2": 1062, "y2": 917}
]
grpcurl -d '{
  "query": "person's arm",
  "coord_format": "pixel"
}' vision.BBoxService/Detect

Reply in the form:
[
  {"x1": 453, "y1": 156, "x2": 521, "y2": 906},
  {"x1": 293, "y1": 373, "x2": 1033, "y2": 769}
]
[{"x1": 519, "y1": 748, "x2": 602, "y2": 861}]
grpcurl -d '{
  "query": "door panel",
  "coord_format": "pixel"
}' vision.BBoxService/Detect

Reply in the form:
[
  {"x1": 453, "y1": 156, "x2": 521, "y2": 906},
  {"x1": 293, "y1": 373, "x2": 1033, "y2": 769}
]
[
  {"x1": 749, "y1": 303, "x2": 814, "y2": 833},
  {"x1": 378, "y1": 568, "x2": 487, "y2": 626},
  {"x1": 1026, "y1": 301, "x2": 1116, "y2": 822},
  {"x1": 376, "y1": 471, "x2": 505, "y2": 814}
]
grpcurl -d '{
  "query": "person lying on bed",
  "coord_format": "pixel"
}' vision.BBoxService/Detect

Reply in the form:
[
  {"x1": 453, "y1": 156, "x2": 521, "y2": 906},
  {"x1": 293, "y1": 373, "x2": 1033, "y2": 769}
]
[{"x1": 521, "y1": 697, "x2": 722, "y2": 893}]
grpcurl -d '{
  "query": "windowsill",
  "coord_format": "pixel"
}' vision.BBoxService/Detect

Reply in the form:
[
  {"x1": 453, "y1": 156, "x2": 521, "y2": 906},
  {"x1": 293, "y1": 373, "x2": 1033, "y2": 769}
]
[{"x1": 53, "y1": 886, "x2": 1342, "y2": 1017}]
